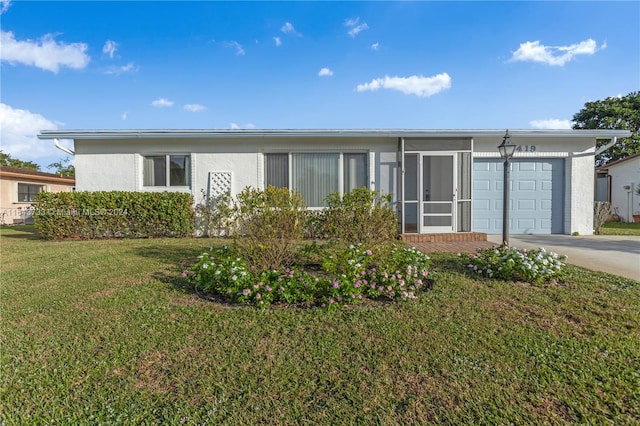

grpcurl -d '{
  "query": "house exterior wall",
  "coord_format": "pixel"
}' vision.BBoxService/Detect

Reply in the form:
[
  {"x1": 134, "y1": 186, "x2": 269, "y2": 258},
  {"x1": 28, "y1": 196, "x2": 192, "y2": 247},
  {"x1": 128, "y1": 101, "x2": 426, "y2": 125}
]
[
  {"x1": 74, "y1": 137, "x2": 400, "y2": 202},
  {"x1": 67, "y1": 132, "x2": 603, "y2": 235},
  {"x1": 606, "y1": 156, "x2": 640, "y2": 222},
  {"x1": 0, "y1": 170, "x2": 75, "y2": 224}
]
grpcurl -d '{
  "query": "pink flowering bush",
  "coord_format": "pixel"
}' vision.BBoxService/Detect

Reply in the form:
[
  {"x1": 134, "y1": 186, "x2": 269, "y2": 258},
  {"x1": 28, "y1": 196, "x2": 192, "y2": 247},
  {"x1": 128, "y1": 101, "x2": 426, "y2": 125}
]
[{"x1": 184, "y1": 243, "x2": 431, "y2": 309}]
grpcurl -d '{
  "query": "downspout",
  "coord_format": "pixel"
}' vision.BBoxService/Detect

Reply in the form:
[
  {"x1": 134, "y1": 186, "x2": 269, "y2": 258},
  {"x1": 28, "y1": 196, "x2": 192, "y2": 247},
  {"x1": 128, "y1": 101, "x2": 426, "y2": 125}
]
[
  {"x1": 399, "y1": 137, "x2": 405, "y2": 234},
  {"x1": 595, "y1": 136, "x2": 617, "y2": 156},
  {"x1": 54, "y1": 138, "x2": 75, "y2": 156}
]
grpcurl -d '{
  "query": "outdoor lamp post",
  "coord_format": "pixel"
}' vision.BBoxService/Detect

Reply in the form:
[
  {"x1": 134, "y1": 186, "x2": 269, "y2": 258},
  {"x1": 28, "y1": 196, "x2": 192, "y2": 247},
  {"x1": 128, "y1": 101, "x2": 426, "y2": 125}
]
[{"x1": 498, "y1": 130, "x2": 517, "y2": 246}]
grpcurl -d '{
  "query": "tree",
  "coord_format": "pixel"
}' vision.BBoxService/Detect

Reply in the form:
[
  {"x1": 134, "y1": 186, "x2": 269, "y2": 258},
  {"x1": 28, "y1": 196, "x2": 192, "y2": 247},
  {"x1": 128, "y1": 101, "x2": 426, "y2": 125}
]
[
  {"x1": 572, "y1": 91, "x2": 639, "y2": 167},
  {"x1": 0, "y1": 150, "x2": 41, "y2": 171},
  {"x1": 47, "y1": 157, "x2": 75, "y2": 177}
]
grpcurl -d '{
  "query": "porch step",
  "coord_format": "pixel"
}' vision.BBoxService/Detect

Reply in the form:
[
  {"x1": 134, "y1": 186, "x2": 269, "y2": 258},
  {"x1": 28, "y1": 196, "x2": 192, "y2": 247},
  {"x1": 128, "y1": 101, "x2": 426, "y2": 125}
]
[{"x1": 401, "y1": 232, "x2": 488, "y2": 243}]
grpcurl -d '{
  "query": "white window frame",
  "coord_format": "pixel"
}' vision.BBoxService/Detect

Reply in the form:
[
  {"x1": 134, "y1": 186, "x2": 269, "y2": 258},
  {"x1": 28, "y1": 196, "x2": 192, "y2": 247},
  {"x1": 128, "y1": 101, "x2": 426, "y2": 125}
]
[
  {"x1": 263, "y1": 151, "x2": 369, "y2": 209},
  {"x1": 15, "y1": 182, "x2": 46, "y2": 203},
  {"x1": 142, "y1": 154, "x2": 191, "y2": 188}
]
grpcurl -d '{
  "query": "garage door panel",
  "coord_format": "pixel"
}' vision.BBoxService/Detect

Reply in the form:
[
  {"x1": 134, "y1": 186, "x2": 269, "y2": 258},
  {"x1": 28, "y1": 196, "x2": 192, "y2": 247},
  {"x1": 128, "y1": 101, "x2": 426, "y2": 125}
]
[
  {"x1": 473, "y1": 159, "x2": 564, "y2": 234},
  {"x1": 474, "y1": 162, "x2": 490, "y2": 172},
  {"x1": 475, "y1": 179, "x2": 490, "y2": 191},
  {"x1": 475, "y1": 199, "x2": 490, "y2": 210},
  {"x1": 474, "y1": 218, "x2": 490, "y2": 229},
  {"x1": 518, "y1": 199, "x2": 536, "y2": 210},
  {"x1": 518, "y1": 180, "x2": 535, "y2": 191},
  {"x1": 541, "y1": 162, "x2": 554, "y2": 171},
  {"x1": 517, "y1": 218, "x2": 536, "y2": 231},
  {"x1": 518, "y1": 163, "x2": 536, "y2": 172}
]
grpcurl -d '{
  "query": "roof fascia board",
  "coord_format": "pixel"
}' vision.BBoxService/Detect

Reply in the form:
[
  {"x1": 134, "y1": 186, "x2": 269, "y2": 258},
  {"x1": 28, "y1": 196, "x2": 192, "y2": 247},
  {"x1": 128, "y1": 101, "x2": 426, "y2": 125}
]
[{"x1": 38, "y1": 129, "x2": 633, "y2": 140}]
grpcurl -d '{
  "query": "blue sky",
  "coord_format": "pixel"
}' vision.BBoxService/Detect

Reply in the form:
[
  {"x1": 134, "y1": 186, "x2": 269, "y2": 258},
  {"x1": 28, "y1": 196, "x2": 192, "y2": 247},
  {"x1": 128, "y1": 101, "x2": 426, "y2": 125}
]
[{"x1": 1, "y1": 0, "x2": 639, "y2": 169}]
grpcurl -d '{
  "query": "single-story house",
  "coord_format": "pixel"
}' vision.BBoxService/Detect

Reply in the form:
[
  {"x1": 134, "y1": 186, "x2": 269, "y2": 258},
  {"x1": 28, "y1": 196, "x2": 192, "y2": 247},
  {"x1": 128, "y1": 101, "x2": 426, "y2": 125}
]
[
  {"x1": 0, "y1": 166, "x2": 76, "y2": 225},
  {"x1": 38, "y1": 129, "x2": 631, "y2": 236},
  {"x1": 595, "y1": 152, "x2": 640, "y2": 222}
]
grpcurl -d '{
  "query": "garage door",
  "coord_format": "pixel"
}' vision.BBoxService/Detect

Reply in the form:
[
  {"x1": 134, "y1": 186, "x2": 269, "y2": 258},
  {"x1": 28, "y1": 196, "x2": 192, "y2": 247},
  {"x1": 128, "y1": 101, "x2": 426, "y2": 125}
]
[{"x1": 473, "y1": 159, "x2": 564, "y2": 234}]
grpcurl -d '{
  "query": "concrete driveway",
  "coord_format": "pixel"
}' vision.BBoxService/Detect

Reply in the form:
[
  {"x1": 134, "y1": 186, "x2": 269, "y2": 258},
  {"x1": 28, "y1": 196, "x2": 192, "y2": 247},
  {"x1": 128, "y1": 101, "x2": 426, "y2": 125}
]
[{"x1": 487, "y1": 234, "x2": 640, "y2": 281}]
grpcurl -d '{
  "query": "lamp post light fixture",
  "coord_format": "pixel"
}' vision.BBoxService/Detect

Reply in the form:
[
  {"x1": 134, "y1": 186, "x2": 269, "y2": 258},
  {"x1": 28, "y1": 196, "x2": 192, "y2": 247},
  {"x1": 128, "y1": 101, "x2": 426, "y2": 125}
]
[{"x1": 498, "y1": 129, "x2": 517, "y2": 246}]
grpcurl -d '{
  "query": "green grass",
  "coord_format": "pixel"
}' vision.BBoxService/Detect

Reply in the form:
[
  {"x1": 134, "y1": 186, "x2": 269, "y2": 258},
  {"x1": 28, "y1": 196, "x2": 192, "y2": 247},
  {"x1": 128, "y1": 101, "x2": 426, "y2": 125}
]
[
  {"x1": 600, "y1": 221, "x2": 640, "y2": 236},
  {"x1": 1, "y1": 226, "x2": 639, "y2": 424}
]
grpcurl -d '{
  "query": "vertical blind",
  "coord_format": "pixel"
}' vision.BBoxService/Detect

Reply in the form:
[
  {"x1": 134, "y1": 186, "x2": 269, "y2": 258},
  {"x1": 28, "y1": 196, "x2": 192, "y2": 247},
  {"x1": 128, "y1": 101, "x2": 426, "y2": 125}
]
[
  {"x1": 344, "y1": 153, "x2": 367, "y2": 193},
  {"x1": 292, "y1": 153, "x2": 339, "y2": 207},
  {"x1": 144, "y1": 156, "x2": 166, "y2": 186},
  {"x1": 265, "y1": 152, "x2": 367, "y2": 208},
  {"x1": 265, "y1": 154, "x2": 289, "y2": 188}
]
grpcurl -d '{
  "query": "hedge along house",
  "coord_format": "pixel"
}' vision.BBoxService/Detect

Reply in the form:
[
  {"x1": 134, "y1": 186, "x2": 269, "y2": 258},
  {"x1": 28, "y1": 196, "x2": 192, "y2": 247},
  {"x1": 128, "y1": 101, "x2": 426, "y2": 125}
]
[{"x1": 38, "y1": 129, "x2": 631, "y2": 237}]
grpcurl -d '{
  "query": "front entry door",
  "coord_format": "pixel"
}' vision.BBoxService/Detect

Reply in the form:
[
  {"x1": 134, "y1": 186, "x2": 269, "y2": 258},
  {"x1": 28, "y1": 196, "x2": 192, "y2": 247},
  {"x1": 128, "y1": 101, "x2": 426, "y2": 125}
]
[
  {"x1": 422, "y1": 154, "x2": 455, "y2": 232},
  {"x1": 403, "y1": 153, "x2": 457, "y2": 233}
]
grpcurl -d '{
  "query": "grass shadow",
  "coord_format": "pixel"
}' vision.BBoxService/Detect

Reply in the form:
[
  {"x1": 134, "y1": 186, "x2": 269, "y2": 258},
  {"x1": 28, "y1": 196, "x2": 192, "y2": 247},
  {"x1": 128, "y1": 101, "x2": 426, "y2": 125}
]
[
  {"x1": 129, "y1": 238, "x2": 230, "y2": 265},
  {"x1": 0, "y1": 225, "x2": 44, "y2": 240}
]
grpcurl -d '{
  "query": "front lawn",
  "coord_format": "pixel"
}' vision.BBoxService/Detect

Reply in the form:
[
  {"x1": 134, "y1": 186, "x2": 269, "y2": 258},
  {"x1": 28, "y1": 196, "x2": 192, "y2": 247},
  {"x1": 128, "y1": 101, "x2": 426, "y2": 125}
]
[
  {"x1": 600, "y1": 221, "x2": 640, "y2": 236},
  {"x1": 1, "y1": 226, "x2": 638, "y2": 424}
]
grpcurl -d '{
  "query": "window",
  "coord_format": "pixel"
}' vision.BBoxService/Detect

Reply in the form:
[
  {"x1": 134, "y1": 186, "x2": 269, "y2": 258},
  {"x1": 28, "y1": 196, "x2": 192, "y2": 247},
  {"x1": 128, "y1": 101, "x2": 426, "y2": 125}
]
[
  {"x1": 265, "y1": 152, "x2": 368, "y2": 207},
  {"x1": 143, "y1": 155, "x2": 191, "y2": 187},
  {"x1": 17, "y1": 183, "x2": 44, "y2": 202}
]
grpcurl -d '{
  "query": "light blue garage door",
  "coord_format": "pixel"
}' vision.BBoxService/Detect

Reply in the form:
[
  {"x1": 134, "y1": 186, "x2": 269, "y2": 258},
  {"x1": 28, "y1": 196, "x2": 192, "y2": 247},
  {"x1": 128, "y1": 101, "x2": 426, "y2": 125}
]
[{"x1": 473, "y1": 159, "x2": 564, "y2": 234}]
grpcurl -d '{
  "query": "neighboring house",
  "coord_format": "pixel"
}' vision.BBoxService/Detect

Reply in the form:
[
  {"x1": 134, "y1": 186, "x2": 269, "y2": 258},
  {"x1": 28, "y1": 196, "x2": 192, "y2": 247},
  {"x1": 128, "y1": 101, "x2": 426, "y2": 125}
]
[
  {"x1": 38, "y1": 129, "x2": 631, "y2": 235},
  {"x1": 595, "y1": 153, "x2": 640, "y2": 222},
  {"x1": 0, "y1": 166, "x2": 76, "y2": 225}
]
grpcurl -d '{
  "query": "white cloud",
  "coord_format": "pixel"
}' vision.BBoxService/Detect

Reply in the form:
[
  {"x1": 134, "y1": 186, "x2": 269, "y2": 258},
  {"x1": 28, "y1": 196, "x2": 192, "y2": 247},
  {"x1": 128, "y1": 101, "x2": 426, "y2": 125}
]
[
  {"x1": 102, "y1": 40, "x2": 117, "y2": 58},
  {"x1": 230, "y1": 122, "x2": 255, "y2": 129},
  {"x1": 104, "y1": 62, "x2": 138, "y2": 75},
  {"x1": 184, "y1": 104, "x2": 206, "y2": 112},
  {"x1": 356, "y1": 73, "x2": 452, "y2": 98},
  {"x1": 345, "y1": 17, "x2": 369, "y2": 37},
  {"x1": 529, "y1": 118, "x2": 572, "y2": 129},
  {"x1": 273, "y1": 36, "x2": 282, "y2": 47},
  {"x1": 121, "y1": 112, "x2": 128, "y2": 121},
  {"x1": 371, "y1": 42, "x2": 379, "y2": 51},
  {"x1": 281, "y1": 22, "x2": 300, "y2": 36},
  {"x1": 0, "y1": 103, "x2": 73, "y2": 161},
  {"x1": 151, "y1": 98, "x2": 174, "y2": 108},
  {"x1": 1, "y1": 0, "x2": 11, "y2": 14},
  {"x1": 318, "y1": 67, "x2": 333, "y2": 77},
  {"x1": 224, "y1": 41, "x2": 245, "y2": 55},
  {"x1": 511, "y1": 39, "x2": 603, "y2": 66},
  {"x1": 0, "y1": 31, "x2": 90, "y2": 73}
]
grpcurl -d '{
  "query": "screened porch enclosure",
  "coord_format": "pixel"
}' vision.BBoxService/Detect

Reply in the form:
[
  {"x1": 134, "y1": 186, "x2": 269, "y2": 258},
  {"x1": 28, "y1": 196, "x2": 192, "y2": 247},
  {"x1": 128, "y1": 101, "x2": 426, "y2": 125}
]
[{"x1": 401, "y1": 138, "x2": 472, "y2": 234}]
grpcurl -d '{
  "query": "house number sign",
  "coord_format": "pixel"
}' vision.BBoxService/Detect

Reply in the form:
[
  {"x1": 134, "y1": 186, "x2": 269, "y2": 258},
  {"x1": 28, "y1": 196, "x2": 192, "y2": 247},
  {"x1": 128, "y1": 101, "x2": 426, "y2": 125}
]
[{"x1": 515, "y1": 145, "x2": 536, "y2": 152}]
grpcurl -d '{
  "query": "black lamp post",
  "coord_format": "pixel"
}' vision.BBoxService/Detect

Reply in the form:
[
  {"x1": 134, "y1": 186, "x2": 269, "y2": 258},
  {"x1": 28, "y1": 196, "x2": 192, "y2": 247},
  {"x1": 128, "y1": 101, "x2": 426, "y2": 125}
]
[{"x1": 498, "y1": 130, "x2": 517, "y2": 246}]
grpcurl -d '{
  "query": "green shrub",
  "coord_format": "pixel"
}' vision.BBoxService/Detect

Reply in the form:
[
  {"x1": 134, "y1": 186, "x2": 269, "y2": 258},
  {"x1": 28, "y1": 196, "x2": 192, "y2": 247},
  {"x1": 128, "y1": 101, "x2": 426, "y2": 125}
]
[
  {"x1": 324, "y1": 187, "x2": 398, "y2": 247},
  {"x1": 466, "y1": 244, "x2": 566, "y2": 284},
  {"x1": 186, "y1": 245, "x2": 319, "y2": 306},
  {"x1": 194, "y1": 189, "x2": 235, "y2": 237},
  {"x1": 302, "y1": 209, "x2": 329, "y2": 239},
  {"x1": 184, "y1": 243, "x2": 431, "y2": 309},
  {"x1": 233, "y1": 186, "x2": 307, "y2": 273},
  {"x1": 34, "y1": 191, "x2": 194, "y2": 239}
]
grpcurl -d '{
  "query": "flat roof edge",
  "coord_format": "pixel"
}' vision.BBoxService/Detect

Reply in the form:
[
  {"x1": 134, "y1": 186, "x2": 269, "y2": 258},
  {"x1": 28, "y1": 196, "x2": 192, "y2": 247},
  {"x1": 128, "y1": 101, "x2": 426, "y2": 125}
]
[{"x1": 38, "y1": 128, "x2": 634, "y2": 140}]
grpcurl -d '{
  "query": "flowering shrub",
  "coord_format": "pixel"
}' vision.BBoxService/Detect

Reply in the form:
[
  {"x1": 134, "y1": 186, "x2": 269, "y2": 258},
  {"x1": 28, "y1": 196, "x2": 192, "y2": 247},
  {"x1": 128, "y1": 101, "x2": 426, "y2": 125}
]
[
  {"x1": 185, "y1": 246, "x2": 318, "y2": 306},
  {"x1": 466, "y1": 244, "x2": 566, "y2": 284},
  {"x1": 184, "y1": 243, "x2": 431, "y2": 309},
  {"x1": 362, "y1": 245, "x2": 431, "y2": 300}
]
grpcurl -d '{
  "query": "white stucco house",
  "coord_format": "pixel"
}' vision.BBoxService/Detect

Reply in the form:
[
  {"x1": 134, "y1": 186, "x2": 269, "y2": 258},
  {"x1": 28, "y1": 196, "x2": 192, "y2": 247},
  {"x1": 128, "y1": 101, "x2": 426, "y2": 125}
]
[
  {"x1": 595, "y1": 152, "x2": 640, "y2": 222},
  {"x1": 38, "y1": 129, "x2": 631, "y2": 236}
]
